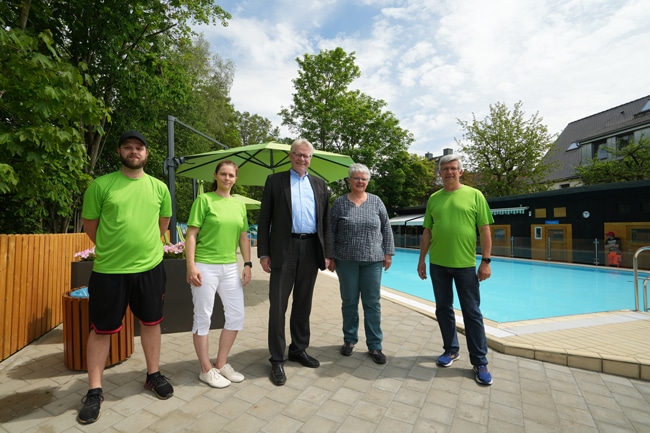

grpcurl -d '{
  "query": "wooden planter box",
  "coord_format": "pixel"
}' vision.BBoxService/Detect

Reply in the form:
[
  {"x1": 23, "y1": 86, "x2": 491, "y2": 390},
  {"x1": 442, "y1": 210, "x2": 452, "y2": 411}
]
[{"x1": 62, "y1": 291, "x2": 134, "y2": 371}]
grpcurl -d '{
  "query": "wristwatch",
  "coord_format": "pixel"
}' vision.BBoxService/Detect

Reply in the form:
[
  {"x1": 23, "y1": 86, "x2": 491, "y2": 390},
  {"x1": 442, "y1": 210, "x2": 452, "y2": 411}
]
[
  {"x1": 244, "y1": 262, "x2": 253, "y2": 268},
  {"x1": 481, "y1": 258, "x2": 491, "y2": 264}
]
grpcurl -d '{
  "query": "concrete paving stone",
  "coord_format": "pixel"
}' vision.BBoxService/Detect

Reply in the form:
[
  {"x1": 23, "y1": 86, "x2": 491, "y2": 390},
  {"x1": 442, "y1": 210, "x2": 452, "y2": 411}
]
[
  {"x1": 449, "y1": 417, "x2": 488, "y2": 433},
  {"x1": 419, "y1": 400, "x2": 455, "y2": 424},
  {"x1": 522, "y1": 402, "x2": 561, "y2": 426},
  {"x1": 489, "y1": 388, "x2": 523, "y2": 410},
  {"x1": 221, "y1": 413, "x2": 267, "y2": 433},
  {"x1": 549, "y1": 388, "x2": 589, "y2": 410},
  {"x1": 350, "y1": 399, "x2": 387, "y2": 422},
  {"x1": 246, "y1": 397, "x2": 285, "y2": 421},
  {"x1": 581, "y1": 390, "x2": 619, "y2": 410},
  {"x1": 413, "y1": 417, "x2": 451, "y2": 433},
  {"x1": 261, "y1": 413, "x2": 303, "y2": 433},
  {"x1": 385, "y1": 400, "x2": 421, "y2": 424},
  {"x1": 374, "y1": 416, "x2": 416, "y2": 433},
  {"x1": 210, "y1": 395, "x2": 251, "y2": 420},
  {"x1": 554, "y1": 404, "x2": 597, "y2": 428},
  {"x1": 335, "y1": 415, "x2": 376, "y2": 433},
  {"x1": 372, "y1": 376, "x2": 403, "y2": 394},
  {"x1": 281, "y1": 398, "x2": 319, "y2": 423},
  {"x1": 521, "y1": 389, "x2": 557, "y2": 410},
  {"x1": 298, "y1": 415, "x2": 339, "y2": 433},
  {"x1": 296, "y1": 385, "x2": 333, "y2": 406},
  {"x1": 454, "y1": 399, "x2": 489, "y2": 425},
  {"x1": 487, "y1": 401, "x2": 524, "y2": 426},
  {"x1": 359, "y1": 386, "x2": 395, "y2": 407},
  {"x1": 312, "y1": 399, "x2": 352, "y2": 422}
]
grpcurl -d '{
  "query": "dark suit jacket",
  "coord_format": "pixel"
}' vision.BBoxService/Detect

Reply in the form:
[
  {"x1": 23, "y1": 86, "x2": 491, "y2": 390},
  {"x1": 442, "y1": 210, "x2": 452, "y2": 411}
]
[{"x1": 257, "y1": 171, "x2": 333, "y2": 270}]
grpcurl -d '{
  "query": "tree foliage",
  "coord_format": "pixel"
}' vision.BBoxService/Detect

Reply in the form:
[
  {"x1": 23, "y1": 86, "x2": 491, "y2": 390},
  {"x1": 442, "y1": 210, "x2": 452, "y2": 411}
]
[
  {"x1": 0, "y1": 25, "x2": 108, "y2": 233},
  {"x1": 1, "y1": 1, "x2": 235, "y2": 233},
  {"x1": 575, "y1": 137, "x2": 650, "y2": 185},
  {"x1": 236, "y1": 112, "x2": 281, "y2": 146},
  {"x1": 279, "y1": 47, "x2": 416, "y2": 210},
  {"x1": 456, "y1": 101, "x2": 557, "y2": 197}
]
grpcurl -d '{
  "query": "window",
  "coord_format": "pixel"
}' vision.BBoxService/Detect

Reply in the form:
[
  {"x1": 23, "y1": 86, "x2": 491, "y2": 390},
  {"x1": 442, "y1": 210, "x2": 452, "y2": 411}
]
[
  {"x1": 616, "y1": 133, "x2": 633, "y2": 153},
  {"x1": 566, "y1": 141, "x2": 580, "y2": 151},
  {"x1": 631, "y1": 228, "x2": 650, "y2": 242},
  {"x1": 594, "y1": 139, "x2": 608, "y2": 160},
  {"x1": 553, "y1": 207, "x2": 567, "y2": 217}
]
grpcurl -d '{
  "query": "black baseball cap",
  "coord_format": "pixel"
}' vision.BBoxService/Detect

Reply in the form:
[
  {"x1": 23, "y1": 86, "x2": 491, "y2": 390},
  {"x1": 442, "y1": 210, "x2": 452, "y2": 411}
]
[{"x1": 118, "y1": 130, "x2": 148, "y2": 147}]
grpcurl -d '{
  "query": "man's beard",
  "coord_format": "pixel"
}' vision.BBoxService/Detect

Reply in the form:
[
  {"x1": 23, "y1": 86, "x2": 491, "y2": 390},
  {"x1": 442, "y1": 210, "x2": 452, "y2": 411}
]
[{"x1": 120, "y1": 154, "x2": 147, "y2": 169}]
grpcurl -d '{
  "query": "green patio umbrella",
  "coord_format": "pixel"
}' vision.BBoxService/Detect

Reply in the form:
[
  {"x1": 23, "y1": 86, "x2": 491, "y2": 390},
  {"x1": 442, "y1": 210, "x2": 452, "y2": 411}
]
[
  {"x1": 176, "y1": 141, "x2": 354, "y2": 185},
  {"x1": 232, "y1": 194, "x2": 261, "y2": 210}
]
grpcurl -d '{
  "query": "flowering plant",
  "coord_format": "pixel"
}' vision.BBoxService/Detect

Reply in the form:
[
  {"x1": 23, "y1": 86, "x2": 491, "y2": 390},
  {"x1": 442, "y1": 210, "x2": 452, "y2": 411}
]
[
  {"x1": 163, "y1": 241, "x2": 186, "y2": 259},
  {"x1": 74, "y1": 247, "x2": 96, "y2": 261}
]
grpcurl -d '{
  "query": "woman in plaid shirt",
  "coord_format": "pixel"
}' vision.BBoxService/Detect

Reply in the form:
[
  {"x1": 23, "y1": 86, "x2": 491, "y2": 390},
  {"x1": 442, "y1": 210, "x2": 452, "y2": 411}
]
[{"x1": 329, "y1": 163, "x2": 395, "y2": 364}]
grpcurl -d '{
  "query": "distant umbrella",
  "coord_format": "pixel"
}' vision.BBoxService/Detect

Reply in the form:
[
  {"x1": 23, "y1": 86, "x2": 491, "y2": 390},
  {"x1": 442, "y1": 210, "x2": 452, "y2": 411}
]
[{"x1": 176, "y1": 141, "x2": 354, "y2": 185}]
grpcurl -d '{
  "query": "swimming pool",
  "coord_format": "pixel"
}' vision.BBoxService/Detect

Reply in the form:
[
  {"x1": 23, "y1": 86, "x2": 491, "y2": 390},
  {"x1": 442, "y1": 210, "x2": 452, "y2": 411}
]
[{"x1": 382, "y1": 248, "x2": 650, "y2": 323}]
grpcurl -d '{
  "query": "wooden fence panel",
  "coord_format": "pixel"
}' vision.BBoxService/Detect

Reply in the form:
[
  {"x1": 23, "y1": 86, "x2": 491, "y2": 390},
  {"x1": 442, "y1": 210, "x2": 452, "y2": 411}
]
[{"x1": 0, "y1": 234, "x2": 94, "y2": 361}]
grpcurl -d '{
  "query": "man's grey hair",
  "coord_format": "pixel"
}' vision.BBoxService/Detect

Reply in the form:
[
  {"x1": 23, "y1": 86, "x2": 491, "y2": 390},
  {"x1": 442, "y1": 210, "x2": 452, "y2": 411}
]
[
  {"x1": 437, "y1": 154, "x2": 464, "y2": 174},
  {"x1": 348, "y1": 163, "x2": 371, "y2": 179},
  {"x1": 291, "y1": 138, "x2": 314, "y2": 154}
]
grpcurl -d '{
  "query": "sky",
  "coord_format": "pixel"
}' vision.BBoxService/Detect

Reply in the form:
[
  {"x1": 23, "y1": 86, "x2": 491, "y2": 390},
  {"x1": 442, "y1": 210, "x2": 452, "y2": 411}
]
[{"x1": 194, "y1": 0, "x2": 650, "y2": 157}]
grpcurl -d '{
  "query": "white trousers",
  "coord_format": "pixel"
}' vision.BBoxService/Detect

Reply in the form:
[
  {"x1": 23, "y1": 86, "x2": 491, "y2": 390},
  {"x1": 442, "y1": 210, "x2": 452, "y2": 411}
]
[{"x1": 191, "y1": 262, "x2": 244, "y2": 335}]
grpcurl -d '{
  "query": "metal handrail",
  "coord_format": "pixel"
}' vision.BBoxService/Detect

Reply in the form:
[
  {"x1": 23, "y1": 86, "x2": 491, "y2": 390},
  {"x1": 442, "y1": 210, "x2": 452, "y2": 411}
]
[{"x1": 633, "y1": 246, "x2": 650, "y2": 311}]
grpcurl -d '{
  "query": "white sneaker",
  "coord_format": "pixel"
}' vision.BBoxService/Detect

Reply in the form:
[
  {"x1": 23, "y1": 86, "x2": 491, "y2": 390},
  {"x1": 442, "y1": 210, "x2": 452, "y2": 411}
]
[
  {"x1": 198, "y1": 368, "x2": 231, "y2": 388},
  {"x1": 218, "y1": 363, "x2": 245, "y2": 383}
]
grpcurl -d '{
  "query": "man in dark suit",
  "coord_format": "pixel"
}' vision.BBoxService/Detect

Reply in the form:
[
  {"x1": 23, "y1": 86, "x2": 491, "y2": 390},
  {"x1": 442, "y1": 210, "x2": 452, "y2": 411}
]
[{"x1": 258, "y1": 138, "x2": 333, "y2": 386}]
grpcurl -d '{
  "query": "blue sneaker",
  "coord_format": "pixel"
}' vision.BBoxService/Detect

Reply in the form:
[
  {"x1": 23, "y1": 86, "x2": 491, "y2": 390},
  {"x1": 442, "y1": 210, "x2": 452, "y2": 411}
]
[
  {"x1": 437, "y1": 351, "x2": 459, "y2": 367},
  {"x1": 473, "y1": 365, "x2": 493, "y2": 385}
]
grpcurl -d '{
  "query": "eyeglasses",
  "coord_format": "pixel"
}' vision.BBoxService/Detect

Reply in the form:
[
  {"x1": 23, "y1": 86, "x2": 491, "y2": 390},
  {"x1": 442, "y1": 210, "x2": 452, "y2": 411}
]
[
  {"x1": 351, "y1": 177, "x2": 369, "y2": 182},
  {"x1": 291, "y1": 152, "x2": 312, "y2": 159},
  {"x1": 440, "y1": 167, "x2": 460, "y2": 172}
]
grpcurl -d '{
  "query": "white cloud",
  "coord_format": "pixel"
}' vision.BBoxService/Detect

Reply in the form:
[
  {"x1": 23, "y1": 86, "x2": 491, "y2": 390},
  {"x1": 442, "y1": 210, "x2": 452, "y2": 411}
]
[{"x1": 197, "y1": 0, "x2": 650, "y2": 156}]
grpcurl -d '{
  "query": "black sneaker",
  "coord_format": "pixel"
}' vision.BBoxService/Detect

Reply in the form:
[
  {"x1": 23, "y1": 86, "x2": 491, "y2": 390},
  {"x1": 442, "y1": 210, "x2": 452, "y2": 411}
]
[
  {"x1": 144, "y1": 371, "x2": 174, "y2": 399},
  {"x1": 369, "y1": 349, "x2": 387, "y2": 364},
  {"x1": 77, "y1": 388, "x2": 103, "y2": 424}
]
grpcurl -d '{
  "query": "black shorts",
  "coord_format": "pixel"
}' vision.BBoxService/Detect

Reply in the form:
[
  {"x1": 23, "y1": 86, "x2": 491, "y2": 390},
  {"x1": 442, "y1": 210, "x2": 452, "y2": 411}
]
[{"x1": 88, "y1": 262, "x2": 166, "y2": 334}]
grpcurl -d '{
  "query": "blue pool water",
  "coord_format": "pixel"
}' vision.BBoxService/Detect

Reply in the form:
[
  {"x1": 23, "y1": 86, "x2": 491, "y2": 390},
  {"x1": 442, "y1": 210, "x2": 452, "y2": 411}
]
[{"x1": 382, "y1": 248, "x2": 650, "y2": 323}]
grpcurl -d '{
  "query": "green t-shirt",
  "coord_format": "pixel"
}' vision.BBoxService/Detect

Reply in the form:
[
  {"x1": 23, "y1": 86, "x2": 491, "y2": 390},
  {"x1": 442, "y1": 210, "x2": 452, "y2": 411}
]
[
  {"x1": 187, "y1": 193, "x2": 249, "y2": 264},
  {"x1": 423, "y1": 185, "x2": 494, "y2": 268},
  {"x1": 82, "y1": 171, "x2": 172, "y2": 273}
]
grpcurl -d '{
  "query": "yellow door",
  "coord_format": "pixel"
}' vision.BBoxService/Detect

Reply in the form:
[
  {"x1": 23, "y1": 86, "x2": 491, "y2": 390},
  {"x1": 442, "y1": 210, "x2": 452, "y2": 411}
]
[{"x1": 530, "y1": 224, "x2": 573, "y2": 262}]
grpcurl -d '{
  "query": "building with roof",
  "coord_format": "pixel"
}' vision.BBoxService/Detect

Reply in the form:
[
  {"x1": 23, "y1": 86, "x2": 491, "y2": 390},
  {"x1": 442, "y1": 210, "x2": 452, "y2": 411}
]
[{"x1": 543, "y1": 95, "x2": 650, "y2": 189}]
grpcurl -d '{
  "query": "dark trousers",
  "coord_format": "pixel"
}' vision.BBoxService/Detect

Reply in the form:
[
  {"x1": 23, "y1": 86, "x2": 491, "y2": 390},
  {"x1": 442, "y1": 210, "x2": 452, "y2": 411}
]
[{"x1": 268, "y1": 237, "x2": 319, "y2": 362}]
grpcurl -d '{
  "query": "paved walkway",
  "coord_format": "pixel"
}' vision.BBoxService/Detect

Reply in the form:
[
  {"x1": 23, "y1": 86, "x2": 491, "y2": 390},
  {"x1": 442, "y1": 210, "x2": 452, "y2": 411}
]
[{"x1": 1, "y1": 256, "x2": 650, "y2": 432}]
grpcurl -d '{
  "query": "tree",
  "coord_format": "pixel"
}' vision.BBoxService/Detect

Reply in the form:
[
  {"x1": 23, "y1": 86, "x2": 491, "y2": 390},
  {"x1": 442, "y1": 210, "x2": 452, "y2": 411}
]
[
  {"x1": 279, "y1": 47, "x2": 415, "y2": 207},
  {"x1": 576, "y1": 137, "x2": 650, "y2": 185},
  {"x1": 456, "y1": 101, "x2": 557, "y2": 197},
  {"x1": 0, "y1": 25, "x2": 108, "y2": 233},
  {"x1": 373, "y1": 152, "x2": 438, "y2": 214},
  {"x1": 12, "y1": 0, "x2": 231, "y2": 173},
  {"x1": 236, "y1": 112, "x2": 281, "y2": 146}
]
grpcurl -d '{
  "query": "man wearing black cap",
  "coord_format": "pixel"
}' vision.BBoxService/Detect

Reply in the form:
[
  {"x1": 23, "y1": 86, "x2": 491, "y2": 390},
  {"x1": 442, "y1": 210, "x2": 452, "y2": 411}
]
[{"x1": 77, "y1": 131, "x2": 174, "y2": 424}]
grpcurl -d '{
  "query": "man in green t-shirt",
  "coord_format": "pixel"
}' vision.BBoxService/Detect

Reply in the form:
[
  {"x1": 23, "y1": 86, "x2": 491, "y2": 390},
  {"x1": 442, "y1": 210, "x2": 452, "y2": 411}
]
[
  {"x1": 417, "y1": 154, "x2": 495, "y2": 386},
  {"x1": 77, "y1": 131, "x2": 173, "y2": 424}
]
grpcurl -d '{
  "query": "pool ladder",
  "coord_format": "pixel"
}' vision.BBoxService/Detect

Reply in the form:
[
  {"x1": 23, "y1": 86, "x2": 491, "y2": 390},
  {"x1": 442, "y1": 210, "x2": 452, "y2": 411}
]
[{"x1": 633, "y1": 246, "x2": 650, "y2": 312}]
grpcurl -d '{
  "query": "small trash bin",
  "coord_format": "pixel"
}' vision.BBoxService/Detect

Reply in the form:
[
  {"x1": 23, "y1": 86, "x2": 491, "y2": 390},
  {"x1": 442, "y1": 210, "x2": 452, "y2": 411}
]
[{"x1": 62, "y1": 288, "x2": 134, "y2": 371}]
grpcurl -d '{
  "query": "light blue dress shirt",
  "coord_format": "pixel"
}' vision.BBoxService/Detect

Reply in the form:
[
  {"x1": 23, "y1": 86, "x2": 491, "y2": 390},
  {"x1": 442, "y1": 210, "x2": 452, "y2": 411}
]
[{"x1": 290, "y1": 169, "x2": 317, "y2": 234}]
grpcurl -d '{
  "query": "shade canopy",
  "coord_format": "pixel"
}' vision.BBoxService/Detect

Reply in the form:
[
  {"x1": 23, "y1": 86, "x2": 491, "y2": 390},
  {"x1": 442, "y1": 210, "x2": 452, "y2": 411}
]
[
  {"x1": 176, "y1": 142, "x2": 354, "y2": 185},
  {"x1": 232, "y1": 194, "x2": 261, "y2": 210}
]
